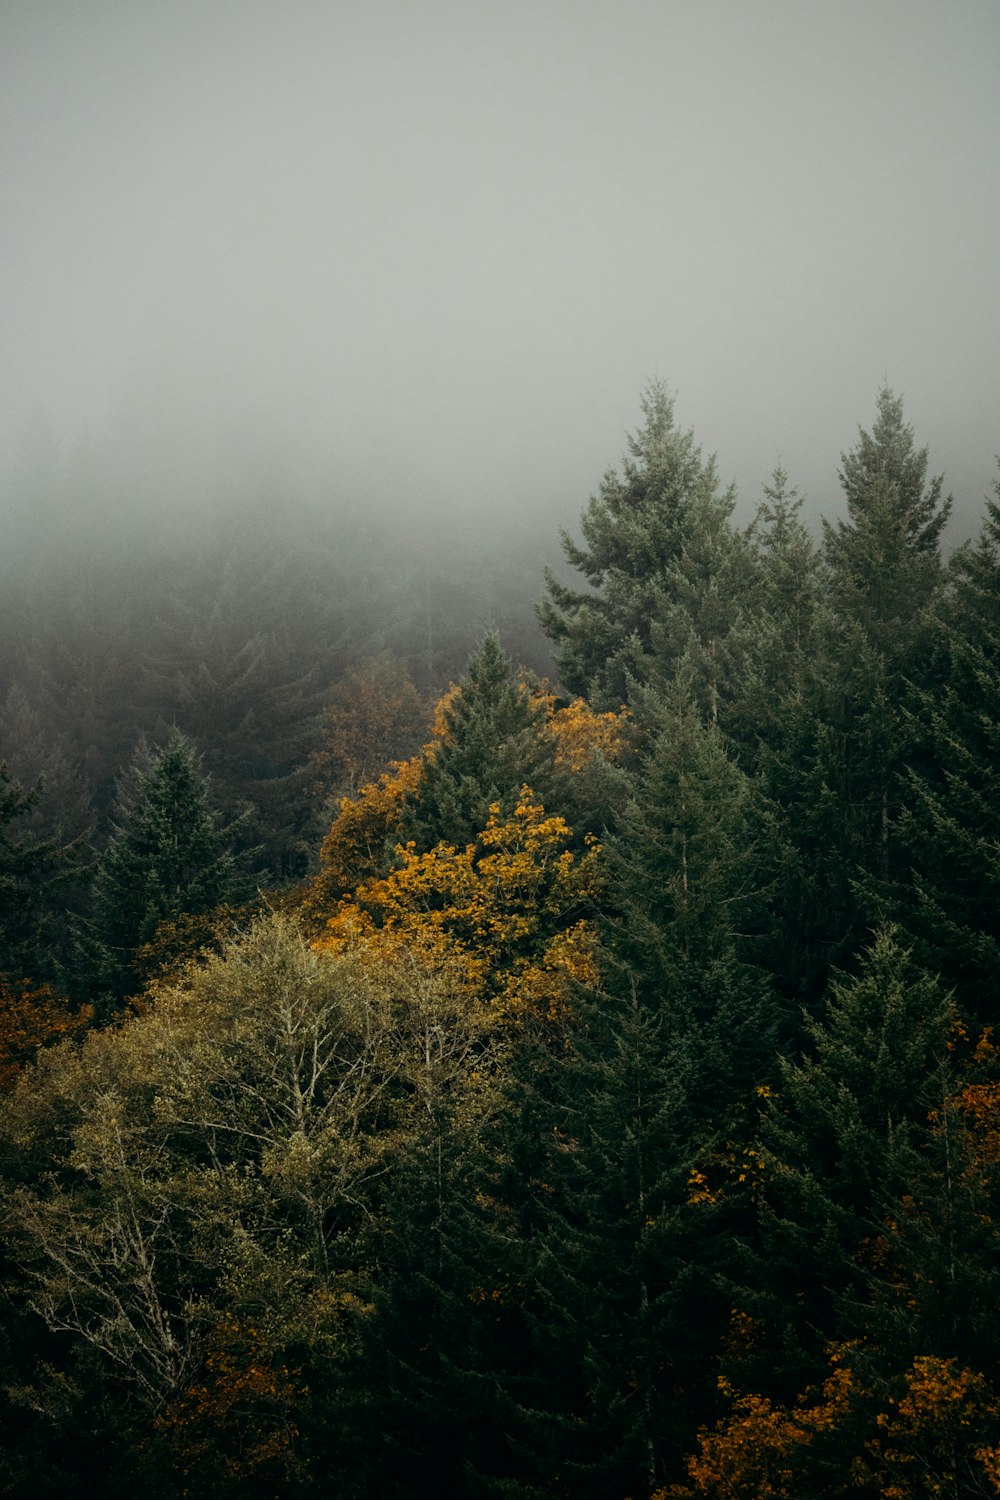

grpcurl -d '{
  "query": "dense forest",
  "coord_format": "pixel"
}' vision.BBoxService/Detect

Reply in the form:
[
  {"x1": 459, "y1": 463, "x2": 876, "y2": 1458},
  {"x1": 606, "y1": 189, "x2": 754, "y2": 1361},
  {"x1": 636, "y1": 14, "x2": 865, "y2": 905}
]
[{"x1": 1, "y1": 383, "x2": 998, "y2": 1497}]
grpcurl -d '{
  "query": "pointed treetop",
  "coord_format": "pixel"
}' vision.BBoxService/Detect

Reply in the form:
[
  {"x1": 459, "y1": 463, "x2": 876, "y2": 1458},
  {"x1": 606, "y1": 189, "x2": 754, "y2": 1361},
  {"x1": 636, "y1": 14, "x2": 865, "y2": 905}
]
[
  {"x1": 538, "y1": 383, "x2": 740, "y2": 708},
  {"x1": 749, "y1": 464, "x2": 805, "y2": 549},
  {"x1": 822, "y1": 388, "x2": 952, "y2": 636},
  {"x1": 837, "y1": 385, "x2": 952, "y2": 556},
  {"x1": 401, "y1": 631, "x2": 555, "y2": 852}
]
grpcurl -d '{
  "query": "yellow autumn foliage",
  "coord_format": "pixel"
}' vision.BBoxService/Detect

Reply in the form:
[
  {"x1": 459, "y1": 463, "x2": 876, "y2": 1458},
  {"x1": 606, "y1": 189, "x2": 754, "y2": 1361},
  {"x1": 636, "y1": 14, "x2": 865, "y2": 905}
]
[
  {"x1": 668, "y1": 1347, "x2": 1000, "y2": 1500},
  {"x1": 314, "y1": 788, "x2": 600, "y2": 1024},
  {"x1": 874, "y1": 1357, "x2": 1000, "y2": 1499},
  {"x1": 302, "y1": 755, "x2": 424, "y2": 924},
  {"x1": 547, "y1": 693, "x2": 630, "y2": 774},
  {"x1": 665, "y1": 1358, "x2": 854, "y2": 1499}
]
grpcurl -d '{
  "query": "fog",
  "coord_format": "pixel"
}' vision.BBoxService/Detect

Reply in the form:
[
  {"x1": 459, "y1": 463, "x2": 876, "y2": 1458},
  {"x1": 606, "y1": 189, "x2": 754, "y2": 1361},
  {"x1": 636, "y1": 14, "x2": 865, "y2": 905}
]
[{"x1": 2, "y1": 0, "x2": 998, "y2": 548}]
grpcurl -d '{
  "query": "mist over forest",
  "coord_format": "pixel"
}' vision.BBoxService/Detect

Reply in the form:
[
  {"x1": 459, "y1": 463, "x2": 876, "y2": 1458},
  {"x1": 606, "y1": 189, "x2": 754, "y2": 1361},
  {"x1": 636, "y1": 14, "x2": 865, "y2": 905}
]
[{"x1": 2, "y1": 4, "x2": 999, "y2": 1497}]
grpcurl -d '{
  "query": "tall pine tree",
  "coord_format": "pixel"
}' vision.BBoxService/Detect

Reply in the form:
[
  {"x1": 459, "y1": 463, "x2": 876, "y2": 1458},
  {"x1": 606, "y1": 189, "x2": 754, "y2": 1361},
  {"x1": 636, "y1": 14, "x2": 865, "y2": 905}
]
[
  {"x1": 893, "y1": 466, "x2": 1000, "y2": 1019},
  {"x1": 764, "y1": 390, "x2": 952, "y2": 997},
  {"x1": 81, "y1": 730, "x2": 246, "y2": 1012},
  {"x1": 401, "y1": 632, "x2": 556, "y2": 853},
  {"x1": 538, "y1": 382, "x2": 753, "y2": 720}
]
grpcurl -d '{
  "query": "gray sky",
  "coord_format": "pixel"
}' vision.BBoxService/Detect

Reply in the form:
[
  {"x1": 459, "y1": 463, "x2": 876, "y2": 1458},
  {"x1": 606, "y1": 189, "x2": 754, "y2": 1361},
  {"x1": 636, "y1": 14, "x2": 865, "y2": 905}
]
[{"x1": 2, "y1": 0, "x2": 998, "y2": 540}]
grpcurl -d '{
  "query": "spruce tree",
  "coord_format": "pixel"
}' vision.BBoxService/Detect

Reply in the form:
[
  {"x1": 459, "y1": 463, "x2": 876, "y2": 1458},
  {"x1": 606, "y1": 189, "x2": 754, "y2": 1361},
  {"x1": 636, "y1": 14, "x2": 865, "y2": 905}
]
[
  {"x1": 82, "y1": 730, "x2": 245, "y2": 1011},
  {"x1": 765, "y1": 391, "x2": 951, "y2": 996},
  {"x1": 538, "y1": 382, "x2": 751, "y2": 718},
  {"x1": 402, "y1": 631, "x2": 555, "y2": 852},
  {"x1": 476, "y1": 676, "x2": 779, "y2": 1496},
  {"x1": 751, "y1": 929, "x2": 955, "y2": 1397},
  {"x1": 825, "y1": 386, "x2": 951, "y2": 633},
  {"x1": 736, "y1": 466, "x2": 825, "y2": 756},
  {"x1": 894, "y1": 467, "x2": 1000, "y2": 1018}
]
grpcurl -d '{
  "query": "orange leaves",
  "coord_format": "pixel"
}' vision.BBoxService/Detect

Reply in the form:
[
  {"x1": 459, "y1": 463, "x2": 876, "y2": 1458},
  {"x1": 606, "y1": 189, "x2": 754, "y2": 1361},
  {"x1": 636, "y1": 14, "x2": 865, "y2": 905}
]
[
  {"x1": 508, "y1": 920, "x2": 600, "y2": 1024},
  {"x1": 0, "y1": 975, "x2": 91, "y2": 1090},
  {"x1": 156, "y1": 1314, "x2": 308, "y2": 1490},
  {"x1": 873, "y1": 1358, "x2": 1000, "y2": 1499},
  {"x1": 306, "y1": 674, "x2": 628, "y2": 936},
  {"x1": 672, "y1": 1363, "x2": 854, "y2": 1499},
  {"x1": 303, "y1": 755, "x2": 423, "y2": 922},
  {"x1": 686, "y1": 1168, "x2": 716, "y2": 1206},
  {"x1": 670, "y1": 1349, "x2": 1000, "y2": 1500},
  {"x1": 666, "y1": 1345, "x2": 858, "y2": 1499},
  {"x1": 953, "y1": 1027, "x2": 1000, "y2": 1172}
]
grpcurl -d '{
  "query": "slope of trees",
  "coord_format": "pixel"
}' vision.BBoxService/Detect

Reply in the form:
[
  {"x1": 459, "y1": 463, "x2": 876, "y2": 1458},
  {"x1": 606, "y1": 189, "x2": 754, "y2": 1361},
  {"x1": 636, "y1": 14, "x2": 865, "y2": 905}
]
[{"x1": 0, "y1": 385, "x2": 997, "y2": 1497}]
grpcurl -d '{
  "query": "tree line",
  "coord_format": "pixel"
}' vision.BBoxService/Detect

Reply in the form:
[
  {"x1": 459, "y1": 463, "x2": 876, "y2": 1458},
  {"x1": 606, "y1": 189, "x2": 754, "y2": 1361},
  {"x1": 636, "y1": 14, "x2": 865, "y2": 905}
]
[{"x1": 1, "y1": 383, "x2": 998, "y2": 1496}]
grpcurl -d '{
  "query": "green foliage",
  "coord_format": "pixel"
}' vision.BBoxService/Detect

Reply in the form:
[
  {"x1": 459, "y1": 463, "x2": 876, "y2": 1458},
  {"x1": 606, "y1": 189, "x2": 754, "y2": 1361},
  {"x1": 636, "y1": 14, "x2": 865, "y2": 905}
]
[
  {"x1": 3, "y1": 380, "x2": 999, "y2": 1496},
  {"x1": 402, "y1": 631, "x2": 556, "y2": 852},
  {"x1": 735, "y1": 467, "x2": 825, "y2": 755},
  {"x1": 538, "y1": 382, "x2": 750, "y2": 717},
  {"x1": 81, "y1": 730, "x2": 247, "y2": 1011},
  {"x1": 606, "y1": 673, "x2": 780, "y2": 1086},
  {"x1": 893, "y1": 466, "x2": 1000, "y2": 1017},
  {"x1": 0, "y1": 763, "x2": 80, "y2": 985},
  {"x1": 826, "y1": 386, "x2": 951, "y2": 619},
  {"x1": 0, "y1": 913, "x2": 477, "y2": 1495},
  {"x1": 757, "y1": 391, "x2": 952, "y2": 1000},
  {"x1": 754, "y1": 929, "x2": 955, "y2": 1390}
]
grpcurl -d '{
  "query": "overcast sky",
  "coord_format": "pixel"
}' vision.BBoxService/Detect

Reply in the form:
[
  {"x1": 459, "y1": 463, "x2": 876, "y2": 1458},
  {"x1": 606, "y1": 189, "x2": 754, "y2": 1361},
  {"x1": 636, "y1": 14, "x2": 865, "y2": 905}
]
[{"x1": 2, "y1": 0, "x2": 998, "y2": 540}]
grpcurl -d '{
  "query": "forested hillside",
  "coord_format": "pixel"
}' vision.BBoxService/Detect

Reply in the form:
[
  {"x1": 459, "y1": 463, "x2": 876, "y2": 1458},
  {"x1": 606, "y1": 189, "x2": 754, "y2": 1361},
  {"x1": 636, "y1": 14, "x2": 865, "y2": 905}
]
[{"x1": 1, "y1": 385, "x2": 998, "y2": 1498}]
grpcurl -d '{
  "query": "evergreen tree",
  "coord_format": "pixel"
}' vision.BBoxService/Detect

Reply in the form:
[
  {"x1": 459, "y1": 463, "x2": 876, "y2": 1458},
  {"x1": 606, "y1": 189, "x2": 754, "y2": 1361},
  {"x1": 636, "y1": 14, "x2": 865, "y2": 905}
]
[
  {"x1": 144, "y1": 599, "x2": 331, "y2": 884},
  {"x1": 735, "y1": 466, "x2": 825, "y2": 757},
  {"x1": 0, "y1": 764, "x2": 79, "y2": 984},
  {"x1": 401, "y1": 631, "x2": 556, "y2": 852},
  {"x1": 819, "y1": 386, "x2": 951, "y2": 870},
  {"x1": 471, "y1": 677, "x2": 779, "y2": 1496},
  {"x1": 538, "y1": 382, "x2": 752, "y2": 718},
  {"x1": 82, "y1": 730, "x2": 246, "y2": 1012},
  {"x1": 751, "y1": 929, "x2": 955, "y2": 1397},
  {"x1": 894, "y1": 466, "x2": 1000, "y2": 1018},
  {"x1": 765, "y1": 392, "x2": 951, "y2": 996},
  {"x1": 825, "y1": 386, "x2": 951, "y2": 633}
]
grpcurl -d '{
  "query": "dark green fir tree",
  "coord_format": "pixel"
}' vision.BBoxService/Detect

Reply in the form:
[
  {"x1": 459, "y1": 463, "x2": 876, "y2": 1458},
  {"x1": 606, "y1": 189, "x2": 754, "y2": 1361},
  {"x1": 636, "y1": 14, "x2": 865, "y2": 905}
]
[
  {"x1": 748, "y1": 928, "x2": 955, "y2": 1400},
  {"x1": 893, "y1": 465, "x2": 1000, "y2": 1019},
  {"x1": 763, "y1": 391, "x2": 952, "y2": 998},
  {"x1": 537, "y1": 382, "x2": 754, "y2": 722},
  {"x1": 470, "y1": 674, "x2": 780, "y2": 1497},
  {"x1": 81, "y1": 729, "x2": 247, "y2": 1013},
  {"x1": 402, "y1": 631, "x2": 555, "y2": 852}
]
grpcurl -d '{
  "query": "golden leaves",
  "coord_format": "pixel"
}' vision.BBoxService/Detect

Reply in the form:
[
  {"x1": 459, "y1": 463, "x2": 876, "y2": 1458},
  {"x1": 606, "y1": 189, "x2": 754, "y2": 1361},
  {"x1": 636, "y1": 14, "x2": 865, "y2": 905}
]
[
  {"x1": 670, "y1": 1348, "x2": 1000, "y2": 1499},
  {"x1": 314, "y1": 788, "x2": 601, "y2": 1026}
]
